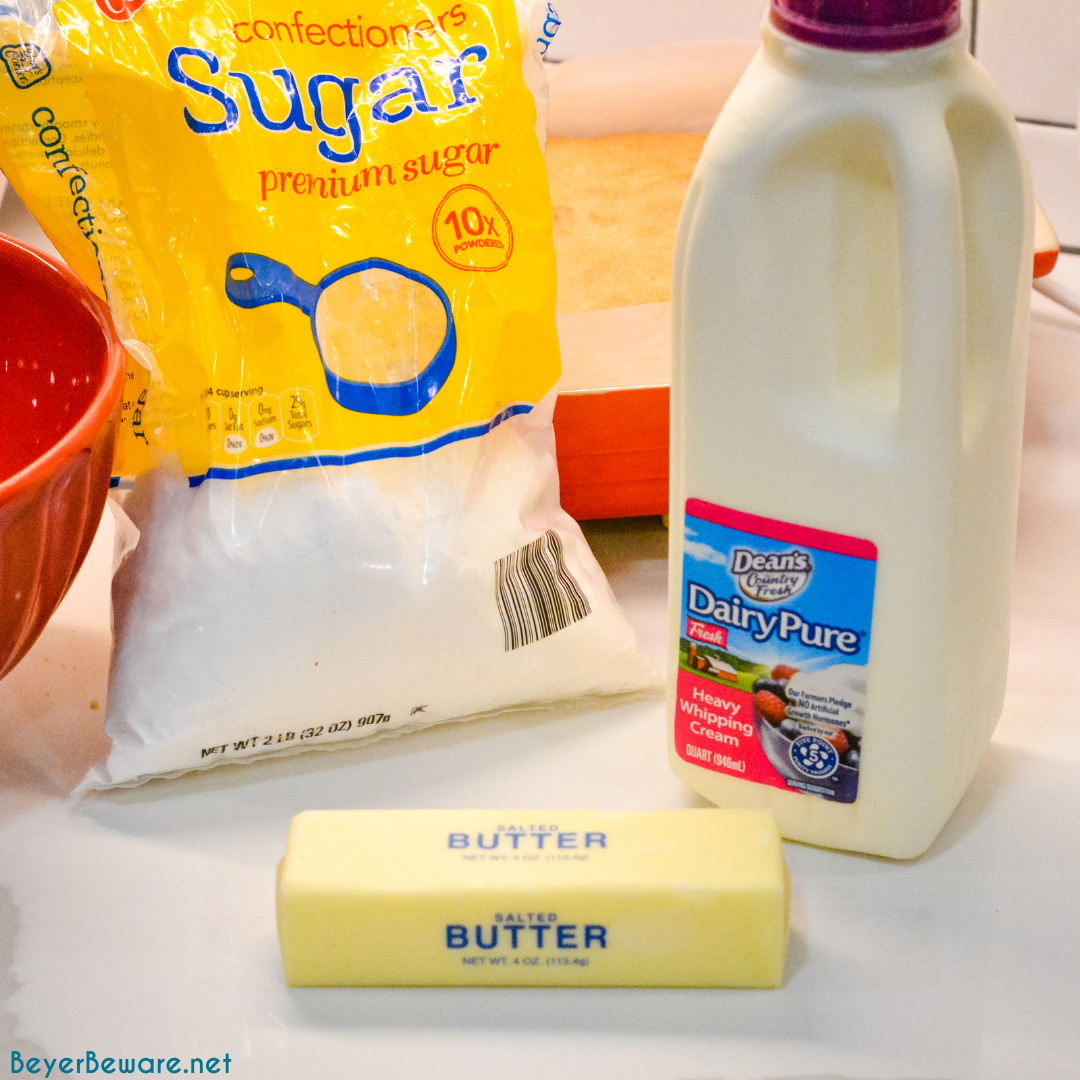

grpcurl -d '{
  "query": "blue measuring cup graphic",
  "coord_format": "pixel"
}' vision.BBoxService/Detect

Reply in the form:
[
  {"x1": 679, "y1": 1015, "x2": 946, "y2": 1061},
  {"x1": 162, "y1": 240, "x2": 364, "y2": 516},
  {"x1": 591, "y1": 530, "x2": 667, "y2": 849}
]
[{"x1": 225, "y1": 253, "x2": 456, "y2": 416}]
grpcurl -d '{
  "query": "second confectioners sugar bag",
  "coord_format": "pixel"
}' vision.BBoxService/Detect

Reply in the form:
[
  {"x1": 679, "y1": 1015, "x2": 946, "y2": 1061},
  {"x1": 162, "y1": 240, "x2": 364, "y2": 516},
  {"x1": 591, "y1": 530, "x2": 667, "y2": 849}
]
[{"x1": 0, "y1": 0, "x2": 657, "y2": 786}]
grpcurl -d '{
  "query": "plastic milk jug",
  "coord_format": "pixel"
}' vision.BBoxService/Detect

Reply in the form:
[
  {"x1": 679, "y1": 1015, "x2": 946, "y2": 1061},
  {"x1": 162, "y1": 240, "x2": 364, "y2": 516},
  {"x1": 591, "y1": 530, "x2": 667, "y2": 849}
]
[{"x1": 668, "y1": 0, "x2": 1032, "y2": 859}]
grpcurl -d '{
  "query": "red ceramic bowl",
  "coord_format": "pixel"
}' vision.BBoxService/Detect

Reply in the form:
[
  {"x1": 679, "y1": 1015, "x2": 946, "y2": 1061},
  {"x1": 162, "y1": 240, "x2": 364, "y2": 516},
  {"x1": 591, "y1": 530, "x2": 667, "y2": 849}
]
[{"x1": 0, "y1": 232, "x2": 126, "y2": 681}]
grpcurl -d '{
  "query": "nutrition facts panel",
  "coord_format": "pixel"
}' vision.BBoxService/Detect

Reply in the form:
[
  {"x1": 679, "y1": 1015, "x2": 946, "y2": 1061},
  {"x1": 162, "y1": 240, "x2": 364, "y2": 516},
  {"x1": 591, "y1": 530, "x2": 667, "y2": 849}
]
[{"x1": 205, "y1": 387, "x2": 318, "y2": 454}]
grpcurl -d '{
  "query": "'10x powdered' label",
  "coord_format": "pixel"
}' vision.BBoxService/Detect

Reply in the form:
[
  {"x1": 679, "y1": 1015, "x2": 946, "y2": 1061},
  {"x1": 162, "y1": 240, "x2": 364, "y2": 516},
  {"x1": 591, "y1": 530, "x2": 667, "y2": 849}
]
[{"x1": 675, "y1": 499, "x2": 877, "y2": 804}]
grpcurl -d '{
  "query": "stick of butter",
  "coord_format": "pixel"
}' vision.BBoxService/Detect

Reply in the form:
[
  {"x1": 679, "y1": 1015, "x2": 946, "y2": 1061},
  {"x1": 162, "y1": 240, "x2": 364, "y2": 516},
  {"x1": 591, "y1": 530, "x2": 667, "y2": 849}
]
[{"x1": 276, "y1": 808, "x2": 790, "y2": 988}]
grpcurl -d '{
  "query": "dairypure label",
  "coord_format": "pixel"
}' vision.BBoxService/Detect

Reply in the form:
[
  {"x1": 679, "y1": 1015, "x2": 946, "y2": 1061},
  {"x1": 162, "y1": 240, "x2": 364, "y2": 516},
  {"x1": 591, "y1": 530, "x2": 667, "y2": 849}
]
[{"x1": 675, "y1": 498, "x2": 877, "y2": 804}]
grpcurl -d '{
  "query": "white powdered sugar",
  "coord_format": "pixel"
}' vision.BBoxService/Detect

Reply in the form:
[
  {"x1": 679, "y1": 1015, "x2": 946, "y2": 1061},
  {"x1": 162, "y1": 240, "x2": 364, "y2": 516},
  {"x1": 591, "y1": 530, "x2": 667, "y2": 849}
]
[{"x1": 85, "y1": 392, "x2": 660, "y2": 788}]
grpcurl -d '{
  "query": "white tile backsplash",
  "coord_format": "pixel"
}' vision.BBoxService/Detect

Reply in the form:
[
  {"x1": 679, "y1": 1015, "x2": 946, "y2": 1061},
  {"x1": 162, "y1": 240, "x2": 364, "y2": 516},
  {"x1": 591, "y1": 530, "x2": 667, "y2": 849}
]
[
  {"x1": 547, "y1": 0, "x2": 974, "y2": 60},
  {"x1": 975, "y1": 0, "x2": 1080, "y2": 126},
  {"x1": 1018, "y1": 121, "x2": 1080, "y2": 250},
  {"x1": 0, "y1": 181, "x2": 59, "y2": 259},
  {"x1": 1027, "y1": 256, "x2": 1080, "y2": 449},
  {"x1": 546, "y1": 0, "x2": 763, "y2": 60},
  {"x1": 545, "y1": 2, "x2": 1080, "y2": 257}
]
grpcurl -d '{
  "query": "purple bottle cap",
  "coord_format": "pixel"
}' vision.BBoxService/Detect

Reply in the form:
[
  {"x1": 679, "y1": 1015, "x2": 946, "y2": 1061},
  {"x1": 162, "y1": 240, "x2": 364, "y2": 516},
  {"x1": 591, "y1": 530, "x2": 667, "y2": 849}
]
[{"x1": 770, "y1": 0, "x2": 961, "y2": 52}]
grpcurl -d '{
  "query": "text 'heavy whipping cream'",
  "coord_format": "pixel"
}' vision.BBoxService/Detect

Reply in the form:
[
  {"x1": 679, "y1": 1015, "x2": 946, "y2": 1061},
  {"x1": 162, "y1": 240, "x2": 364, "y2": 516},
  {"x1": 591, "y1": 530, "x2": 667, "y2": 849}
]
[{"x1": 668, "y1": 0, "x2": 1032, "y2": 858}]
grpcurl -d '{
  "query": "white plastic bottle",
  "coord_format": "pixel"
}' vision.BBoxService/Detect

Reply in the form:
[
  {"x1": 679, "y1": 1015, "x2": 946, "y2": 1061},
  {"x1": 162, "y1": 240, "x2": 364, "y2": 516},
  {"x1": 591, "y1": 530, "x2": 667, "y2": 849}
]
[{"x1": 667, "y1": 0, "x2": 1032, "y2": 859}]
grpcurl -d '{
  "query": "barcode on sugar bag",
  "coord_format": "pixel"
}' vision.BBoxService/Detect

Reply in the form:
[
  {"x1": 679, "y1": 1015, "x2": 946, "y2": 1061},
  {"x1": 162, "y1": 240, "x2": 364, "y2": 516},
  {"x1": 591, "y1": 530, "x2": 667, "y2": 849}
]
[{"x1": 495, "y1": 531, "x2": 592, "y2": 651}]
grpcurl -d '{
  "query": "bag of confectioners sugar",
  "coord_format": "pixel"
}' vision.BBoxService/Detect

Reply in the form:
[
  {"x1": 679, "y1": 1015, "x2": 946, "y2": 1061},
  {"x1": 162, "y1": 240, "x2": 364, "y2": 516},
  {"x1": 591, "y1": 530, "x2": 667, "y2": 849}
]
[{"x1": 0, "y1": 0, "x2": 659, "y2": 786}]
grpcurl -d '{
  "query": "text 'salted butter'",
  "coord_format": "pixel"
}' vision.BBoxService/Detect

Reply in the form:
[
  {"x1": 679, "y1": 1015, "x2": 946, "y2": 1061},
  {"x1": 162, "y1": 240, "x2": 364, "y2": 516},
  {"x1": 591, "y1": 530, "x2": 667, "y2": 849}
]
[{"x1": 276, "y1": 808, "x2": 790, "y2": 987}]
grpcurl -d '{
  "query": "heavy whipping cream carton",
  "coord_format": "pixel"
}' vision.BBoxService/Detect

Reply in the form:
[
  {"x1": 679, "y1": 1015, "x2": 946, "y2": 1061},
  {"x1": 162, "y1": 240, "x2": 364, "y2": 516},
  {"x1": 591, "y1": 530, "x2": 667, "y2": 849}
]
[
  {"x1": 667, "y1": 0, "x2": 1032, "y2": 858},
  {"x1": 674, "y1": 500, "x2": 875, "y2": 805}
]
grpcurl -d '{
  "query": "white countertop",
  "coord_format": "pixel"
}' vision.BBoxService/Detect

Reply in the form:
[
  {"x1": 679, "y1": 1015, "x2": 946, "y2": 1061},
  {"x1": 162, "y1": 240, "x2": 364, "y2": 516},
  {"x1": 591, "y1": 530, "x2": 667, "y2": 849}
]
[{"x1": 2, "y1": 214, "x2": 1080, "y2": 1077}]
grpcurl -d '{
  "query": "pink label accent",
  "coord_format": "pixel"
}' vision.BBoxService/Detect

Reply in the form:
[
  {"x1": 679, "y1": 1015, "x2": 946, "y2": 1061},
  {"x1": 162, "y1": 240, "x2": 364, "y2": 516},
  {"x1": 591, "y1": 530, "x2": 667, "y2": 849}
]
[
  {"x1": 686, "y1": 619, "x2": 727, "y2": 648},
  {"x1": 673, "y1": 668, "x2": 789, "y2": 792},
  {"x1": 686, "y1": 499, "x2": 877, "y2": 561}
]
